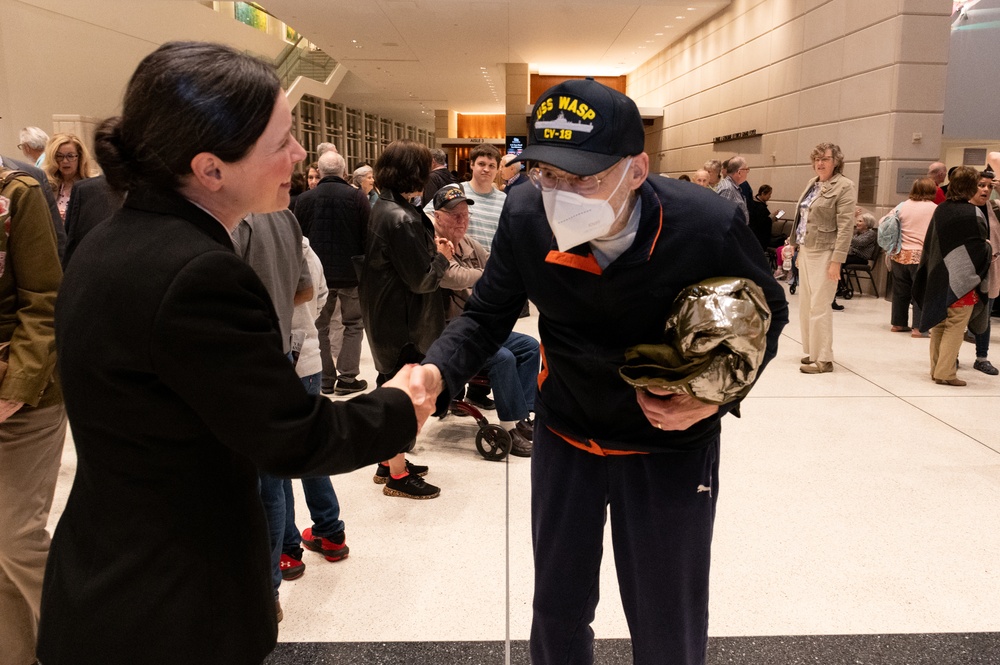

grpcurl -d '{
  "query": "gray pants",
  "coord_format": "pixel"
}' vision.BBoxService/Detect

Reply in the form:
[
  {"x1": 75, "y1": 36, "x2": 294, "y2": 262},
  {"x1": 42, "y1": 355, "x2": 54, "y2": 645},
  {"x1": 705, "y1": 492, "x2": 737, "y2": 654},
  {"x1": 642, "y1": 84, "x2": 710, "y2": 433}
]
[
  {"x1": 316, "y1": 285, "x2": 364, "y2": 388},
  {"x1": 0, "y1": 402, "x2": 67, "y2": 665}
]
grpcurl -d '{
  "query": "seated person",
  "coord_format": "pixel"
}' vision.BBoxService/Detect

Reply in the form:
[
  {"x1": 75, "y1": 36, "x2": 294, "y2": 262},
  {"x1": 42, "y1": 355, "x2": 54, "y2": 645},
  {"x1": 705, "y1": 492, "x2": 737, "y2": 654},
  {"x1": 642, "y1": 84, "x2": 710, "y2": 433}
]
[
  {"x1": 846, "y1": 211, "x2": 878, "y2": 265},
  {"x1": 747, "y1": 184, "x2": 774, "y2": 250},
  {"x1": 431, "y1": 184, "x2": 538, "y2": 457}
]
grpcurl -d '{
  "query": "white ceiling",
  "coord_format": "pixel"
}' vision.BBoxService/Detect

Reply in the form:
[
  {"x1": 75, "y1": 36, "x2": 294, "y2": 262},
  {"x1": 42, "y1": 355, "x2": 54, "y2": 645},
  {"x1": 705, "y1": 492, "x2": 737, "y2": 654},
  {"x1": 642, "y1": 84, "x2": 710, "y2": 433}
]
[{"x1": 262, "y1": 0, "x2": 729, "y2": 129}]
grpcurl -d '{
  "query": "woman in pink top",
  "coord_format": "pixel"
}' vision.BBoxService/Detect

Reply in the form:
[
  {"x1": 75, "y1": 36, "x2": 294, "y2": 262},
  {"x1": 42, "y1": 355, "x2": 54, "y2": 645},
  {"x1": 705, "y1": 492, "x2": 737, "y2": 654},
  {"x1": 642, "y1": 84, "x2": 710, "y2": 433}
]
[{"x1": 890, "y1": 177, "x2": 938, "y2": 336}]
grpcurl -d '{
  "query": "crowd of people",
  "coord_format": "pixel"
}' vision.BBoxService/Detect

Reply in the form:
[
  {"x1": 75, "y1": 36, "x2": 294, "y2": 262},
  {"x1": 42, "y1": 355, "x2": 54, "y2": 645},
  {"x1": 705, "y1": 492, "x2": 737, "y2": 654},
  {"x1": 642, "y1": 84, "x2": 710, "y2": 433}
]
[
  {"x1": 688, "y1": 151, "x2": 1000, "y2": 384},
  {"x1": 1, "y1": 37, "x2": 996, "y2": 665}
]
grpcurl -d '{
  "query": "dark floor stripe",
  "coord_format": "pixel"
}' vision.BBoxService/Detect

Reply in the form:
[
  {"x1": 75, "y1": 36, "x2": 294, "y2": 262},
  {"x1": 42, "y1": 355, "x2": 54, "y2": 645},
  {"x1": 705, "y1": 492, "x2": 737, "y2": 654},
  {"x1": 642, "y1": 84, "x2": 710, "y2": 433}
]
[{"x1": 265, "y1": 633, "x2": 1000, "y2": 664}]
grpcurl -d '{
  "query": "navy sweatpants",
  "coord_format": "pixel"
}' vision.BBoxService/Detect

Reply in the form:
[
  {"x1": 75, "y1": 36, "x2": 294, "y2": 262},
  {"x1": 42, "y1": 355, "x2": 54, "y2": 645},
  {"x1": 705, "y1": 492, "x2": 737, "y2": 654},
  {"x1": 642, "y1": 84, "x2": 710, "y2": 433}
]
[{"x1": 529, "y1": 420, "x2": 720, "y2": 665}]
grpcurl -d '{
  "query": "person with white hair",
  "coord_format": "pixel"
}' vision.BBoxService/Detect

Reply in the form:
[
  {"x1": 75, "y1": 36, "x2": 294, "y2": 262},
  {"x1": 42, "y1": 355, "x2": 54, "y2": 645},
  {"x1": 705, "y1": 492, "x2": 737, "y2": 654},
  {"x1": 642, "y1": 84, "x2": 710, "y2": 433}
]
[
  {"x1": 715, "y1": 155, "x2": 749, "y2": 223},
  {"x1": 293, "y1": 150, "x2": 372, "y2": 396},
  {"x1": 352, "y1": 164, "x2": 377, "y2": 206},
  {"x1": 18, "y1": 126, "x2": 49, "y2": 167},
  {"x1": 498, "y1": 152, "x2": 528, "y2": 190}
]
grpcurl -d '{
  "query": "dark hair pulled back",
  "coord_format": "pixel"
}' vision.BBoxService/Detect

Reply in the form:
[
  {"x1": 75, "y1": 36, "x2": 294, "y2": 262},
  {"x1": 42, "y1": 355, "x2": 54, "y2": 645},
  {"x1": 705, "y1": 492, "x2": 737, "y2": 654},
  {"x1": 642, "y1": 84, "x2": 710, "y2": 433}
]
[{"x1": 94, "y1": 41, "x2": 280, "y2": 193}]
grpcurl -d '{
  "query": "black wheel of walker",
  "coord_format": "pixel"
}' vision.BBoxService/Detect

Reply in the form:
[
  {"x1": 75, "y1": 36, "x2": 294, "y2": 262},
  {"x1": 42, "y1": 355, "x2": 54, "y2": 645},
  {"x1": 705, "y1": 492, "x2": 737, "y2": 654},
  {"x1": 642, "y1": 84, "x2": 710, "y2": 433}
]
[{"x1": 475, "y1": 424, "x2": 511, "y2": 461}]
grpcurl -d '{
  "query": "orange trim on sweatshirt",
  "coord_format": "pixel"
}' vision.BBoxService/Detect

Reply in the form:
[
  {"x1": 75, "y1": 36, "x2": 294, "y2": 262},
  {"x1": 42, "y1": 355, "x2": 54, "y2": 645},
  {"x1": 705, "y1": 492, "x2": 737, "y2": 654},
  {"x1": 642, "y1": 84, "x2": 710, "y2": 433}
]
[
  {"x1": 544, "y1": 250, "x2": 603, "y2": 275},
  {"x1": 549, "y1": 427, "x2": 647, "y2": 457},
  {"x1": 537, "y1": 344, "x2": 548, "y2": 391}
]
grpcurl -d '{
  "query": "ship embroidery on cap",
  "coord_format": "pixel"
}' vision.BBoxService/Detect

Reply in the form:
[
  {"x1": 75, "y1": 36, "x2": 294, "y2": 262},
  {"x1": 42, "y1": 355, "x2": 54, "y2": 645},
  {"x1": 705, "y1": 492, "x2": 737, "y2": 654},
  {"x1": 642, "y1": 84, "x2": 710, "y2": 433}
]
[{"x1": 535, "y1": 112, "x2": 595, "y2": 133}]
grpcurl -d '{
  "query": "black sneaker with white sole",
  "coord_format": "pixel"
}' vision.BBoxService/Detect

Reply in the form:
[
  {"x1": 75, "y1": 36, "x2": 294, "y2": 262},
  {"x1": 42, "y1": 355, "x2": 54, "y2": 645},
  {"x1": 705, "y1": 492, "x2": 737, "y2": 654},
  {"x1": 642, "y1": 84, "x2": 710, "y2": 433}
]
[
  {"x1": 383, "y1": 473, "x2": 440, "y2": 499},
  {"x1": 334, "y1": 377, "x2": 368, "y2": 395}
]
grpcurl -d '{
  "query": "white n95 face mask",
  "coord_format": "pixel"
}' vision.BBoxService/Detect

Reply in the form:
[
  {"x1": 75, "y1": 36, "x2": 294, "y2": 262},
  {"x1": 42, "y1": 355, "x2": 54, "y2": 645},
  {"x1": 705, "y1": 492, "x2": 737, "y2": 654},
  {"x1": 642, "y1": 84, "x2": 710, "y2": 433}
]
[{"x1": 541, "y1": 158, "x2": 632, "y2": 251}]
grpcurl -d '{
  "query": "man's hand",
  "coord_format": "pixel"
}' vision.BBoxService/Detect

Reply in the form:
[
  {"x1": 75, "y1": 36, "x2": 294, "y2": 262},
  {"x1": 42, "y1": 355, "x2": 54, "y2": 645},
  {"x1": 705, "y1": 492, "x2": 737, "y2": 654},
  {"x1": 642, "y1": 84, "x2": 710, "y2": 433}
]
[
  {"x1": 635, "y1": 388, "x2": 718, "y2": 431},
  {"x1": 436, "y1": 237, "x2": 455, "y2": 261},
  {"x1": 0, "y1": 398, "x2": 25, "y2": 424}
]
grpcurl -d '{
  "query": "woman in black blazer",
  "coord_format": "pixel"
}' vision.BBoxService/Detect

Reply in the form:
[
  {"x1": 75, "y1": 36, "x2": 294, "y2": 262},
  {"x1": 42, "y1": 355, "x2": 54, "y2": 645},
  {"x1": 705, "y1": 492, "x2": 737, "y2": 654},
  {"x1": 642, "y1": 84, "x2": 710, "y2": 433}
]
[{"x1": 37, "y1": 41, "x2": 426, "y2": 665}]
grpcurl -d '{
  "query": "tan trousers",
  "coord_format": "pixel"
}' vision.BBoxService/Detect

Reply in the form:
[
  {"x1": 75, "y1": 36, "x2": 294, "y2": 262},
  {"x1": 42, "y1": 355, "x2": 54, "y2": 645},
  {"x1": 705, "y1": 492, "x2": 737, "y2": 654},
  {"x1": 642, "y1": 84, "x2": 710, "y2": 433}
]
[
  {"x1": 0, "y1": 403, "x2": 67, "y2": 665},
  {"x1": 929, "y1": 305, "x2": 974, "y2": 381},
  {"x1": 798, "y1": 247, "x2": 839, "y2": 363}
]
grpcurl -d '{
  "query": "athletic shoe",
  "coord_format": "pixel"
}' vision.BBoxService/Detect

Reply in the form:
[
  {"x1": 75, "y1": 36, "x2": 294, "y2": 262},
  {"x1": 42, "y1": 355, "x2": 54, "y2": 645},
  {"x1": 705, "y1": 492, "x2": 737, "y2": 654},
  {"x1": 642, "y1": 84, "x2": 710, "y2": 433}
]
[
  {"x1": 373, "y1": 460, "x2": 429, "y2": 484},
  {"x1": 334, "y1": 377, "x2": 368, "y2": 395},
  {"x1": 301, "y1": 528, "x2": 349, "y2": 562},
  {"x1": 383, "y1": 473, "x2": 440, "y2": 499},
  {"x1": 279, "y1": 553, "x2": 305, "y2": 580}
]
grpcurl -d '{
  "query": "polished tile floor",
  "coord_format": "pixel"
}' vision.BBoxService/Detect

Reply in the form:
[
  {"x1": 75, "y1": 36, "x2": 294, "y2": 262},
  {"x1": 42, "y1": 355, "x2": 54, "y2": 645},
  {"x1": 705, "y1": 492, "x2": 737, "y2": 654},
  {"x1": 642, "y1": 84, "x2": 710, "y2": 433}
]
[{"x1": 47, "y1": 285, "x2": 1000, "y2": 663}]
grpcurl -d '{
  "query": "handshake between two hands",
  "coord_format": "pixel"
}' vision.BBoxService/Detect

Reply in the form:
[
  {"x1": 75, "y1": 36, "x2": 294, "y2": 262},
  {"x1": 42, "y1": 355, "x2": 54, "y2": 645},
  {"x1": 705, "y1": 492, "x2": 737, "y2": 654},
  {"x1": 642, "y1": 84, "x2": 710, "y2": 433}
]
[
  {"x1": 380, "y1": 365, "x2": 720, "y2": 435},
  {"x1": 380, "y1": 363, "x2": 444, "y2": 433}
]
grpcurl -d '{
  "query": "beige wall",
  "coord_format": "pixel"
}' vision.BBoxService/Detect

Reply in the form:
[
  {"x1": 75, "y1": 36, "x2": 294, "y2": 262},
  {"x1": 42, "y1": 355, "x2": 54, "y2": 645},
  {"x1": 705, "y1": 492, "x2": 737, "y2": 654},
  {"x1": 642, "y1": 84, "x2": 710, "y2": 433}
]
[
  {"x1": 0, "y1": 0, "x2": 286, "y2": 153},
  {"x1": 628, "y1": 0, "x2": 952, "y2": 216}
]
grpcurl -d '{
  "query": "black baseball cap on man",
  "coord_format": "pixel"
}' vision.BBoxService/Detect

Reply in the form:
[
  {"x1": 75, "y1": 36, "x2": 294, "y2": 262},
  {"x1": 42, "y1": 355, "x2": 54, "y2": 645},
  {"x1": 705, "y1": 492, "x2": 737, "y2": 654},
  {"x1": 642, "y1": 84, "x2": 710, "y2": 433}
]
[
  {"x1": 432, "y1": 183, "x2": 476, "y2": 211},
  {"x1": 511, "y1": 78, "x2": 645, "y2": 176}
]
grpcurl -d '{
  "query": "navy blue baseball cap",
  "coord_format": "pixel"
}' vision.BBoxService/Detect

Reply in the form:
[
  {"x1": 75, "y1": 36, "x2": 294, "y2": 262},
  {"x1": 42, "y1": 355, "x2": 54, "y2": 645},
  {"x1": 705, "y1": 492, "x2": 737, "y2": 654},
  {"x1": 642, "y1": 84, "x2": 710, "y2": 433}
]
[{"x1": 511, "y1": 78, "x2": 645, "y2": 176}]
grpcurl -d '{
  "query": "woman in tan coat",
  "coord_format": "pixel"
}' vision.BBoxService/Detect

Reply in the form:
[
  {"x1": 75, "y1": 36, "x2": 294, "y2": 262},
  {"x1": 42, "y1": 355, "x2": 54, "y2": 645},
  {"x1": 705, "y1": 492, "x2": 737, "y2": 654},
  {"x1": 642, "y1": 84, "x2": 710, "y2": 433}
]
[{"x1": 791, "y1": 142, "x2": 856, "y2": 374}]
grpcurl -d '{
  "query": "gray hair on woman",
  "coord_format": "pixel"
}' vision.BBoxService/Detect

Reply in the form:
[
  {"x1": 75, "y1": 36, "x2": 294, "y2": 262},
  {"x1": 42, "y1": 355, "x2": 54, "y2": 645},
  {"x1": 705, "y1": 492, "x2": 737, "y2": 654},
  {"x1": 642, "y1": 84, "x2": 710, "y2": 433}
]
[{"x1": 352, "y1": 164, "x2": 373, "y2": 187}]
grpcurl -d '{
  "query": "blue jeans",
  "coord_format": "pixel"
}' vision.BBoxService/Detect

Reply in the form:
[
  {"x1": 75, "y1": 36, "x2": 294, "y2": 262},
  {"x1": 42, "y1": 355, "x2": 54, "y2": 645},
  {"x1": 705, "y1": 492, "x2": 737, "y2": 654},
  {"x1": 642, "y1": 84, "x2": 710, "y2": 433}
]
[
  {"x1": 975, "y1": 298, "x2": 994, "y2": 358},
  {"x1": 259, "y1": 371, "x2": 345, "y2": 592},
  {"x1": 483, "y1": 331, "x2": 539, "y2": 422},
  {"x1": 285, "y1": 372, "x2": 344, "y2": 549}
]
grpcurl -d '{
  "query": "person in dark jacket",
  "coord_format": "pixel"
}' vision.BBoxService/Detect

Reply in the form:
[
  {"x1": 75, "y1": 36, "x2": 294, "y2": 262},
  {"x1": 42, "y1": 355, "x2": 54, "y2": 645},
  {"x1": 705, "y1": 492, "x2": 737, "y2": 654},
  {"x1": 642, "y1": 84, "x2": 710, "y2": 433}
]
[
  {"x1": 421, "y1": 148, "x2": 459, "y2": 206},
  {"x1": 294, "y1": 149, "x2": 370, "y2": 395},
  {"x1": 913, "y1": 166, "x2": 992, "y2": 386},
  {"x1": 359, "y1": 139, "x2": 451, "y2": 500},
  {"x1": 37, "y1": 41, "x2": 426, "y2": 665},
  {"x1": 747, "y1": 184, "x2": 774, "y2": 250},
  {"x1": 409, "y1": 78, "x2": 788, "y2": 665},
  {"x1": 63, "y1": 174, "x2": 125, "y2": 266}
]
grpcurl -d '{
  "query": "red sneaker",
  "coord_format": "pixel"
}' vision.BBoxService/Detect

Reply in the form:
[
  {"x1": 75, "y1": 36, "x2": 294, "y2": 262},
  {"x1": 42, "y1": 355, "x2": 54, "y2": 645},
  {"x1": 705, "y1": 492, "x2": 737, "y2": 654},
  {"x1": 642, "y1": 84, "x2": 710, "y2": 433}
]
[
  {"x1": 279, "y1": 553, "x2": 305, "y2": 580},
  {"x1": 301, "y1": 527, "x2": 349, "y2": 562}
]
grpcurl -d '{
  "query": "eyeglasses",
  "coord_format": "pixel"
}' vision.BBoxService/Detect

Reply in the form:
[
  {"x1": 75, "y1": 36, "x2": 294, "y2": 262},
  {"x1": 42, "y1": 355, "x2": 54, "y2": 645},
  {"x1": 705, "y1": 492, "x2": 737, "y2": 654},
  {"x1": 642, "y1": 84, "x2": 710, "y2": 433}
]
[
  {"x1": 16, "y1": 143, "x2": 25, "y2": 151},
  {"x1": 528, "y1": 167, "x2": 607, "y2": 195},
  {"x1": 738, "y1": 167, "x2": 750, "y2": 174},
  {"x1": 438, "y1": 208, "x2": 470, "y2": 221},
  {"x1": 54, "y1": 153, "x2": 79, "y2": 162}
]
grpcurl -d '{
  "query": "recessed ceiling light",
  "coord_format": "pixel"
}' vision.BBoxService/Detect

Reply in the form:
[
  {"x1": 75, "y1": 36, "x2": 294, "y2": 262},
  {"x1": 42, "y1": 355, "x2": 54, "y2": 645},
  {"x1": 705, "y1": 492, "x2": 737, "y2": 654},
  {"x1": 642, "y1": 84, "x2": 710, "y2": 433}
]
[
  {"x1": 687, "y1": 7, "x2": 696, "y2": 10},
  {"x1": 676, "y1": 16, "x2": 685, "y2": 20},
  {"x1": 655, "y1": 32, "x2": 663, "y2": 36}
]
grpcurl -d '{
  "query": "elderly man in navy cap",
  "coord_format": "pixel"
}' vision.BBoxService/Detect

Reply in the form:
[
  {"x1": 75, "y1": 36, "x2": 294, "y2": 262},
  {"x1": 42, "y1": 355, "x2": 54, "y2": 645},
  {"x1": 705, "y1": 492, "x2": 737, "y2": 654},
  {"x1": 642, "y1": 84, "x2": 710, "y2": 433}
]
[
  {"x1": 411, "y1": 79, "x2": 787, "y2": 665},
  {"x1": 431, "y1": 184, "x2": 538, "y2": 456}
]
